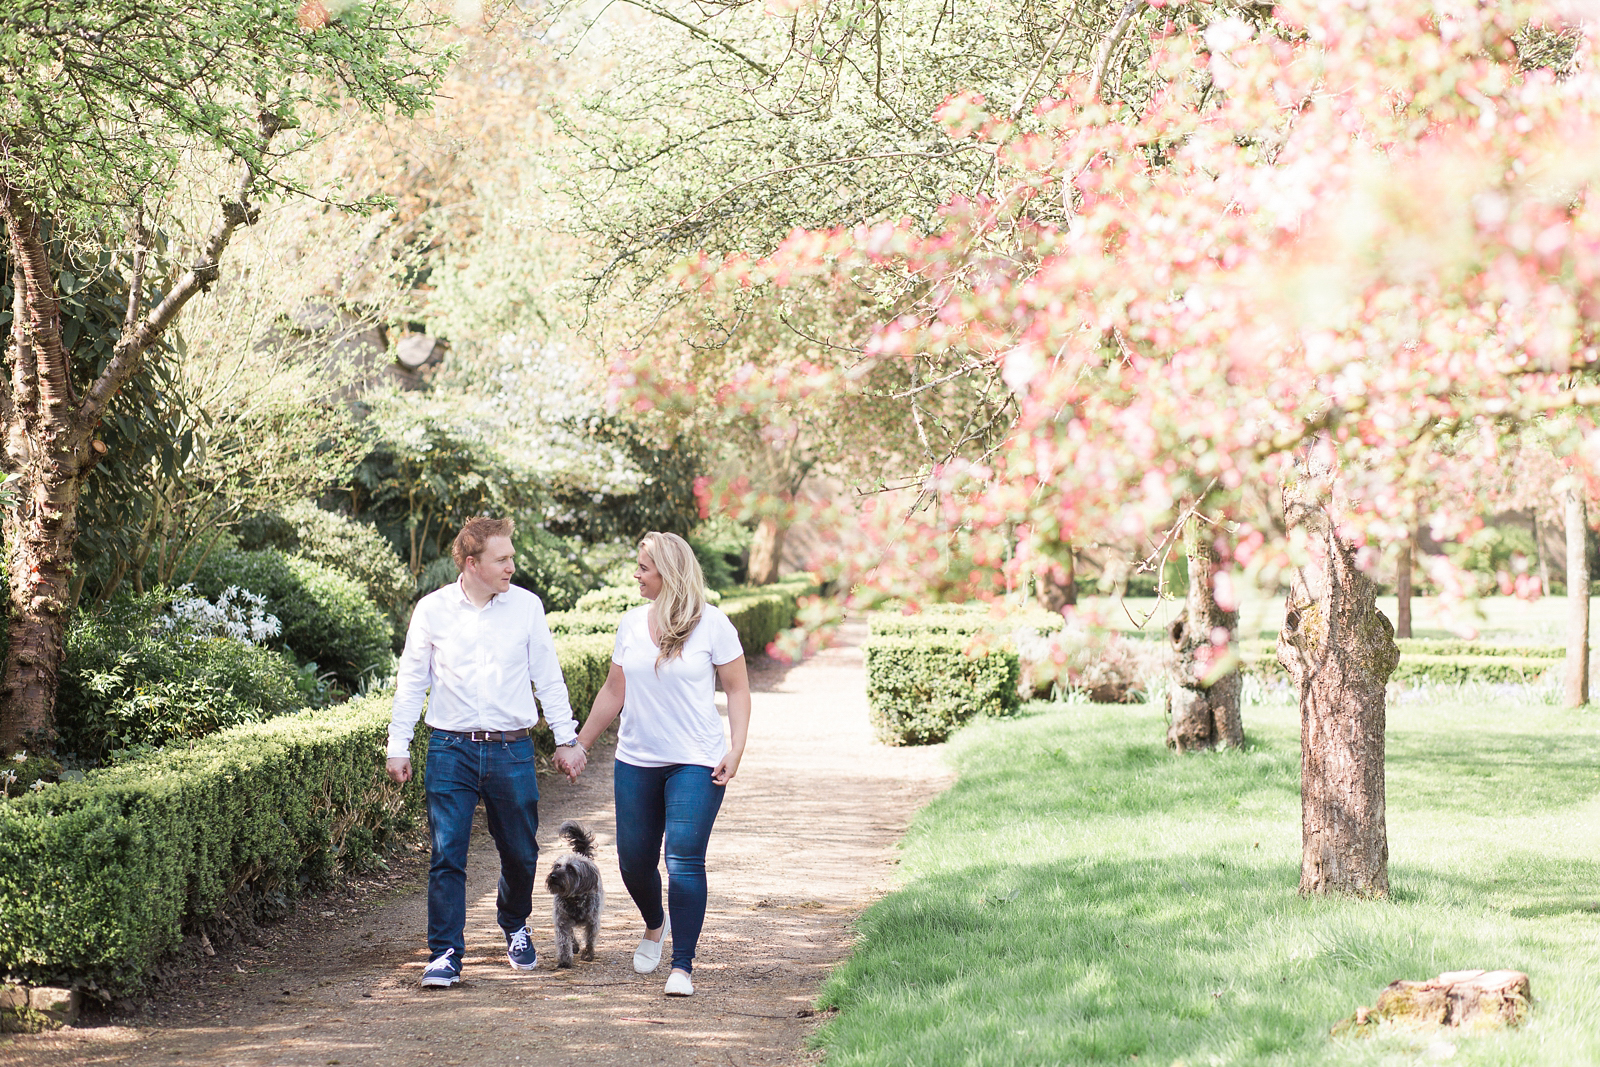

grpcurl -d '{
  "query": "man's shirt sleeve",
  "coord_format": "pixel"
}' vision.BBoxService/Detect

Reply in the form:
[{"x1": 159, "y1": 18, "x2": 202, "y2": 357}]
[
  {"x1": 527, "y1": 598, "x2": 578, "y2": 745},
  {"x1": 387, "y1": 599, "x2": 434, "y2": 759}
]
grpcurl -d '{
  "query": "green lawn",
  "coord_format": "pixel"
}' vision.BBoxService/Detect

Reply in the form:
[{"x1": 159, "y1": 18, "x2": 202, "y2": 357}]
[{"x1": 815, "y1": 684, "x2": 1600, "y2": 1066}]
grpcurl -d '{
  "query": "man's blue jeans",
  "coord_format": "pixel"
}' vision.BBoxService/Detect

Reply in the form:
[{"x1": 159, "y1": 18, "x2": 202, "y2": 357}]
[
  {"x1": 425, "y1": 731, "x2": 541, "y2": 962},
  {"x1": 613, "y1": 760, "x2": 725, "y2": 974}
]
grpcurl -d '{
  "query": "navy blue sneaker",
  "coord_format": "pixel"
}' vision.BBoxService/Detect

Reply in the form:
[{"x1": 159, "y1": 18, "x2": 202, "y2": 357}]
[
  {"x1": 506, "y1": 926, "x2": 538, "y2": 971},
  {"x1": 420, "y1": 948, "x2": 461, "y2": 988}
]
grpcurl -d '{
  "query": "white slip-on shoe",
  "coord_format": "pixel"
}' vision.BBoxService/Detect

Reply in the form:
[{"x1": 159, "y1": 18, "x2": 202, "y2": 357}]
[
  {"x1": 664, "y1": 969, "x2": 694, "y2": 997},
  {"x1": 633, "y1": 914, "x2": 670, "y2": 974}
]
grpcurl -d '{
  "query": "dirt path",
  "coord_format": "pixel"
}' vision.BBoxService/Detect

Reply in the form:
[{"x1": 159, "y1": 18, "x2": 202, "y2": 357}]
[{"x1": 6, "y1": 619, "x2": 950, "y2": 1067}]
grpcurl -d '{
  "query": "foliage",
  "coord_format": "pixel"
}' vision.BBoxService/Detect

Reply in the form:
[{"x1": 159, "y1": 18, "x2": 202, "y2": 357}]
[
  {"x1": 813, "y1": 690, "x2": 1600, "y2": 1065},
  {"x1": 240, "y1": 502, "x2": 416, "y2": 647},
  {"x1": 652, "y1": 2, "x2": 1600, "y2": 618},
  {"x1": 546, "y1": 611, "x2": 630, "y2": 637},
  {"x1": 55, "y1": 593, "x2": 308, "y2": 766},
  {"x1": 542, "y1": 635, "x2": 614, "y2": 755},
  {"x1": 545, "y1": 416, "x2": 706, "y2": 544},
  {"x1": 0, "y1": 692, "x2": 422, "y2": 995},
  {"x1": 511, "y1": 526, "x2": 595, "y2": 613},
  {"x1": 190, "y1": 549, "x2": 392, "y2": 691},
  {"x1": 341, "y1": 397, "x2": 538, "y2": 579},
  {"x1": 690, "y1": 519, "x2": 751, "y2": 589},
  {"x1": 864, "y1": 634, "x2": 1021, "y2": 745}
]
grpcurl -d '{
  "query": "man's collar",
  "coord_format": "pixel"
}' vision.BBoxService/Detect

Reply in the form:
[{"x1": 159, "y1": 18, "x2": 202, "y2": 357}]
[{"x1": 454, "y1": 577, "x2": 500, "y2": 609}]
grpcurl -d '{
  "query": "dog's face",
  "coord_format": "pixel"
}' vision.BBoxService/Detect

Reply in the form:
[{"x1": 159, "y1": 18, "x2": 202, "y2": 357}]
[{"x1": 546, "y1": 854, "x2": 602, "y2": 900}]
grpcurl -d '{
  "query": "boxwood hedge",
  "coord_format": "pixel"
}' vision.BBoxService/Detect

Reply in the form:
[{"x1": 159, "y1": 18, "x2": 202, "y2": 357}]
[
  {"x1": 864, "y1": 634, "x2": 1021, "y2": 746},
  {"x1": 0, "y1": 635, "x2": 616, "y2": 995}
]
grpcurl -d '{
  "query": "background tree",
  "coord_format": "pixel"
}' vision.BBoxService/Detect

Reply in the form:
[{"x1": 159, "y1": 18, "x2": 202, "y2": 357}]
[
  {"x1": 0, "y1": 0, "x2": 447, "y2": 754},
  {"x1": 664, "y1": 1, "x2": 1600, "y2": 895}
]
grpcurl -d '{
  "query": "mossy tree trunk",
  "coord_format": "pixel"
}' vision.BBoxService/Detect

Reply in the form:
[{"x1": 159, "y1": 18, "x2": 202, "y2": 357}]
[
  {"x1": 1564, "y1": 487, "x2": 1589, "y2": 709},
  {"x1": 1277, "y1": 476, "x2": 1399, "y2": 896},
  {"x1": 746, "y1": 516, "x2": 785, "y2": 585},
  {"x1": 1395, "y1": 534, "x2": 1413, "y2": 639},
  {"x1": 1166, "y1": 516, "x2": 1242, "y2": 752},
  {"x1": 1036, "y1": 540, "x2": 1076, "y2": 612}
]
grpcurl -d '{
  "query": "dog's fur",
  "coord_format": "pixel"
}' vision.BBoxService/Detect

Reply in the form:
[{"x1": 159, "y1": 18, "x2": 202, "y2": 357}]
[{"x1": 545, "y1": 820, "x2": 604, "y2": 967}]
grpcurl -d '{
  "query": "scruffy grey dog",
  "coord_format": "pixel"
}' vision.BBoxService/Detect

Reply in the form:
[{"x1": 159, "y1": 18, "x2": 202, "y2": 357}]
[{"x1": 546, "y1": 820, "x2": 604, "y2": 967}]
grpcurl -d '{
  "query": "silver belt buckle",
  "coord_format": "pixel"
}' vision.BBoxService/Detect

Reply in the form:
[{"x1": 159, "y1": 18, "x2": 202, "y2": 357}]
[{"x1": 468, "y1": 730, "x2": 493, "y2": 742}]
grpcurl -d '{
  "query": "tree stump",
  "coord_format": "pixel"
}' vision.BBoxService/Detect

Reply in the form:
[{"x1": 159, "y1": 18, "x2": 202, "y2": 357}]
[{"x1": 1334, "y1": 970, "x2": 1531, "y2": 1035}]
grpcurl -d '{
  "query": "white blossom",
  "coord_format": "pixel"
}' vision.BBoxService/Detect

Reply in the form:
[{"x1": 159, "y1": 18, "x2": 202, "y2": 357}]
[{"x1": 162, "y1": 585, "x2": 281, "y2": 645}]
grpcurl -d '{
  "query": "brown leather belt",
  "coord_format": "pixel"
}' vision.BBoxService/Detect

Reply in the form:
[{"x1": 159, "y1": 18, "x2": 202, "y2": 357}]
[{"x1": 435, "y1": 728, "x2": 532, "y2": 743}]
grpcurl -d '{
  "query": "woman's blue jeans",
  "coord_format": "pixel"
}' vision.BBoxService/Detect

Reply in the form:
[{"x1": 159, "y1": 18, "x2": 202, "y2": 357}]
[
  {"x1": 425, "y1": 732, "x2": 541, "y2": 963},
  {"x1": 613, "y1": 760, "x2": 725, "y2": 974}
]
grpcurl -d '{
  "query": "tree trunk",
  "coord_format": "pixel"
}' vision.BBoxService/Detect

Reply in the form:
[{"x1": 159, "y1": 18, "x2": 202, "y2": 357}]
[
  {"x1": 1565, "y1": 488, "x2": 1589, "y2": 709},
  {"x1": 0, "y1": 154, "x2": 264, "y2": 754},
  {"x1": 747, "y1": 515, "x2": 785, "y2": 585},
  {"x1": 1278, "y1": 480, "x2": 1399, "y2": 897},
  {"x1": 1166, "y1": 515, "x2": 1242, "y2": 752},
  {"x1": 1533, "y1": 512, "x2": 1549, "y2": 595},
  {"x1": 1395, "y1": 535, "x2": 1413, "y2": 639},
  {"x1": 1036, "y1": 541, "x2": 1076, "y2": 611}
]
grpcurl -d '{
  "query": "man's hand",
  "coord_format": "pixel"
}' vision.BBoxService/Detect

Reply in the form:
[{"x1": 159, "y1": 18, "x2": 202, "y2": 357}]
[
  {"x1": 552, "y1": 745, "x2": 587, "y2": 784},
  {"x1": 386, "y1": 757, "x2": 412, "y2": 784}
]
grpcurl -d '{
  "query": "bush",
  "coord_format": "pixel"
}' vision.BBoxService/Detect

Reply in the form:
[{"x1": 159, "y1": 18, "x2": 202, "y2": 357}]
[
  {"x1": 55, "y1": 593, "x2": 309, "y2": 766},
  {"x1": 0, "y1": 692, "x2": 421, "y2": 994},
  {"x1": 191, "y1": 548, "x2": 393, "y2": 690},
  {"x1": 239, "y1": 502, "x2": 415, "y2": 644},
  {"x1": 546, "y1": 611, "x2": 625, "y2": 637},
  {"x1": 865, "y1": 634, "x2": 1021, "y2": 745},
  {"x1": 1241, "y1": 638, "x2": 1560, "y2": 684},
  {"x1": 1, "y1": 632, "x2": 630, "y2": 994},
  {"x1": 511, "y1": 526, "x2": 594, "y2": 612}
]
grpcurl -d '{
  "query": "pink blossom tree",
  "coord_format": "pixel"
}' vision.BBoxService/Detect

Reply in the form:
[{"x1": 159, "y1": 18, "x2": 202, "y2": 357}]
[{"x1": 649, "y1": 0, "x2": 1600, "y2": 895}]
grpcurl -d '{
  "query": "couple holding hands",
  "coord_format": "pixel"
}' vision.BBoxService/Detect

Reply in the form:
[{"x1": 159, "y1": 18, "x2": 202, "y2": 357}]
[{"x1": 385, "y1": 519, "x2": 751, "y2": 998}]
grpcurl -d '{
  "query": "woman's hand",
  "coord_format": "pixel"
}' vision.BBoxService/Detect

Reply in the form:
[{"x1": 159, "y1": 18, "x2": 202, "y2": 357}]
[{"x1": 711, "y1": 750, "x2": 742, "y2": 785}]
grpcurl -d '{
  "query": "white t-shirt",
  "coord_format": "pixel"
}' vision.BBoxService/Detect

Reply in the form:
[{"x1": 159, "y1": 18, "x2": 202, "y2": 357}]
[{"x1": 612, "y1": 604, "x2": 744, "y2": 768}]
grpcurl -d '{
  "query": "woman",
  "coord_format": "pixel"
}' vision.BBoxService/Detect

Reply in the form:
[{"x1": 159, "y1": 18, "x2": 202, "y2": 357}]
[{"x1": 573, "y1": 531, "x2": 751, "y2": 996}]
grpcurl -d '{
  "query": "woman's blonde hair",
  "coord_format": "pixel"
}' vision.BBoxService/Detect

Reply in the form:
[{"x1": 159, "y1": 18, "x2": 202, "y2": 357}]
[{"x1": 641, "y1": 531, "x2": 705, "y2": 666}]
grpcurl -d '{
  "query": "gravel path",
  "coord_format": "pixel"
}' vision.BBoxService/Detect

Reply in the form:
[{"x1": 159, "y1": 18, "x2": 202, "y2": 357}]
[{"x1": 6, "y1": 618, "x2": 950, "y2": 1067}]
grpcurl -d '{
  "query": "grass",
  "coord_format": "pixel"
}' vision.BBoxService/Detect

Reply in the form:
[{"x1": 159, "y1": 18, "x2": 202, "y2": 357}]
[{"x1": 814, "y1": 682, "x2": 1600, "y2": 1066}]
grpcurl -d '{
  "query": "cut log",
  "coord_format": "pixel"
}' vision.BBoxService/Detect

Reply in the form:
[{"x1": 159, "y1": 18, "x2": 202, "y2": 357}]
[{"x1": 1334, "y1": 969, "x2": 1531, "y2": 1035}]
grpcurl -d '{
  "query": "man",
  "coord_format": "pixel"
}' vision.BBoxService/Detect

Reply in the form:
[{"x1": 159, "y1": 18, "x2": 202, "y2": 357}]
[{"x1": 386, "y1": 516, "x2": 589, "y2": 988}]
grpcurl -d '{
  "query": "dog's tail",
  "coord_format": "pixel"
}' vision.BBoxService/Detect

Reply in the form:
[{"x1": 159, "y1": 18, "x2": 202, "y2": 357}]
[{"x1": 557, "y1": 820, "x2": 597, "y2": 858}]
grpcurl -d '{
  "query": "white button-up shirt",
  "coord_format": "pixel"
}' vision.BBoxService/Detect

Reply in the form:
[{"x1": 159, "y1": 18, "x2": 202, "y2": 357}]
[{"x1": 386, "y1": 580, "x2": 579, "y2": 758}]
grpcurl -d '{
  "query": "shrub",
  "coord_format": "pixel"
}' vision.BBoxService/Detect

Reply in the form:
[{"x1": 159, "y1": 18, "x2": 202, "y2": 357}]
[
  {"x1": 511, "y1": 526, "x2": 594, "y2": 612},
  {"x1": 240, "y1": 502, "x2": 415, "y2": 645},
  {"x1": 191, "y1": 548, "x2": 392, "y2": 690},
  {"x1": 55, "y1": 593, "x2": 309, "y2": 766},
  {"x1": 864, "y1": 634, "x2": 1021, "y2": 745},
  {"x1": 546, "y1": 611, "x2": 624, "y2": 637},
  {"x1": 1241, "y1": 639, "x2": 1559, "y2": 685},
  {"x1": 1, "y1": 632, "x2": 628, "y2": 994},
  {"x1": 0, "y1": 692, "x2": 421, "y2": 994},
  {"x1": 1014, "y1": 625, "x2": 1162, "y2": 703}
]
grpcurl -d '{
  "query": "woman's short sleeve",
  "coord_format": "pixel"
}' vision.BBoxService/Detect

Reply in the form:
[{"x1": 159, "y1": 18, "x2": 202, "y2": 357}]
[
  {"x1": 709, "y1": 608, "x2": 744, "y2": 665},
  {"x1": 612, "y1": 615, "x2": 628, "y2": 665}
]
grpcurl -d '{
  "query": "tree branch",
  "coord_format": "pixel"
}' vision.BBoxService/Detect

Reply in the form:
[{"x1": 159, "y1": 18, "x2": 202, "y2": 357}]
[
  {"x1": 1089, "y1": 0, "x2": 1145, "y2": 101},
  {"x1": 79, "y1": 119, "x2": 279, "y2": 434}
]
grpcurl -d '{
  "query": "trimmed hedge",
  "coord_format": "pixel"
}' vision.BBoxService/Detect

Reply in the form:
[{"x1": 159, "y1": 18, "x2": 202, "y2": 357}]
[
  {"x1": 0, "y1": 692, "x2": 415, "y2": 995},
  {"x1": 547, "y1": 575, "x2": 818, "y2": 656},
  {"x1": 868, "y1": 608, "x2": 1065, "y2": 638},
  {"x1": 1241, "y1": 638, "x2": 1561, "y2": 684},
  {"x1": 865, "y1": 634, "x2": 1021, "y2": 746},
  {"x1": 1, "y1": 635, "x2": 619, "y2": 994}
]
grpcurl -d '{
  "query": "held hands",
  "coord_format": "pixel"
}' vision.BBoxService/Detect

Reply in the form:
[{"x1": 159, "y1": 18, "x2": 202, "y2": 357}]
[
  {"x1": 553, "y1": 745, "x2": 587, "y2": 784},
  {"x1": 386, "y1": 757, "x2": 412, "y2": 784},
  {"x1": 711, "y1": 750, "x2": 742, "y2": 786}
]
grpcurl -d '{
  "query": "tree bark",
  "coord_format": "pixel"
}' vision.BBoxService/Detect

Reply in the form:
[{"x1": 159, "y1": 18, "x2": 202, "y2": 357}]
[
  {"x1": 1565, "y1": 487, "x2": 1589, "y2": 709},
  {"x1": 1278, "y1": 477, "x2": 1399, "y2": 897},
  {"x1": 1395, "y1": 534, "x2": 1413, "y2": 639},
  {"x1": 0, "y1": 144, "x2": 266, "y2": 754},
  {"x1": 746, "y1": 515, "x2": 785, "y2": 585},
  {"x1": 1166, "y1": 516, "x2": 1242, "y2": 751},
  {"x1": 1035, "y1": 541, "x2": 1076, "y2": 611}
]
